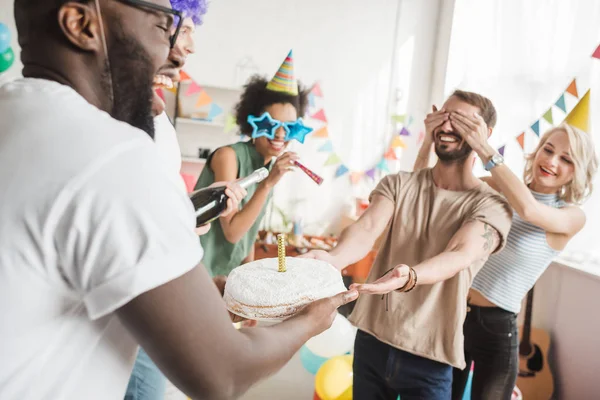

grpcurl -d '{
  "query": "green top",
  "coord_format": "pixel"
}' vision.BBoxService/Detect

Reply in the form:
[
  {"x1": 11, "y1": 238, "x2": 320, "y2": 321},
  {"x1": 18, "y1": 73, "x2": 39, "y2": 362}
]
[{"x1": 194, "y1": 141, "x2": 272, "y2": 277}]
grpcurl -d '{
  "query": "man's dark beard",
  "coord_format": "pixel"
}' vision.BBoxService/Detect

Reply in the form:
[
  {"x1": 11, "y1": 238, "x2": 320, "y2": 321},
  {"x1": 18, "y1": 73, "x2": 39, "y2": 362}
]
[
  {"x1": 434, "y1": 132, "x2": 472, "y2": 163},
  {"x1": 101, "y1": 23, "x2": 155, "y2": 138}
]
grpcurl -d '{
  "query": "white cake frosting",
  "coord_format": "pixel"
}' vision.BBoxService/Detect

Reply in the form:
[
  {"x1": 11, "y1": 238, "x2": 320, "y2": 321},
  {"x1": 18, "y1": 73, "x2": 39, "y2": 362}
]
[{"x1": 224, "y1": 257, "x2": 347, "y2": 320}]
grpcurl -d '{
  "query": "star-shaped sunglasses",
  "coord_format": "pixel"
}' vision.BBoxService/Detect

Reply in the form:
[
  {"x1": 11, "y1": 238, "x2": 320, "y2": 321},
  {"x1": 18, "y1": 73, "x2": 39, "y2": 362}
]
[{"x1": 247, "y1": 112, "x2": 314, "y2": 144}]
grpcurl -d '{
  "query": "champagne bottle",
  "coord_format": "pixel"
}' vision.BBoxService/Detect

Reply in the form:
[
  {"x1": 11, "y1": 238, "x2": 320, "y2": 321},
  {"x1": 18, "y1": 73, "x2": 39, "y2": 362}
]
[{"x1": 191, "y1": 167, "x2": 269, "y2": 227}]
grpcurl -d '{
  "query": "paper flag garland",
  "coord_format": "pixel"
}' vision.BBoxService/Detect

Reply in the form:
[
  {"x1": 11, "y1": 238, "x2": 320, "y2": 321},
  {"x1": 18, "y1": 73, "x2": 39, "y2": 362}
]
[
  {"x1": 384, "y1": 148, "x2": 398, "y2": 160},
  {"x1": 324, "y1": 153, "x2": 342, "y2": 166},
  {"x1": 564, "y1": 90, "x2": 590, "y2": 133},
  {"x1": 185, "y1": 82, "x2": 202, "y2": 96},
  {"x1": 399, "y1": 127, "x2": 411, "y2": 136},
  {"x1": 195, "y1": 91, "x2": 212, "y2": 108},
  {"x1": 179, "y1": 70, "x2": 192, "y2": 81},
  {"x1": 530, "y1": 120, "x2": 540, "y2": 136},
  {"x1": 308, "y1": 93, "x2": 316, "y2": 108},
  {"x1": 566, "y1": 79, "x2": 578, "y2": 98},
  {"x1": 224, "y1": 114, "x2": 237, "y2": 133},
  {"x1": 417, "y1": 131, "x2": 425, "y2": 144},
  {"x1": 498, "y1": 146, "x2": 505, "y2": 156},
  {"x1": 311, "y1": 109, "x2": 328, "y2": 123},
  {"x1": 592, "y1": 44, "x2": 600, "y2": 60},
  {"x1": 542, "y1": 109, "x2": 553, "y2": 124},
  {"x1": 366, "y1": 168, "x2": 376, "y2": 180},
  {"x1": 391, "y1": 114, "x2": 406, "y2": 123},
  {"x1": 208, "y1": 103, "x2": 223, "y2": 120},
  {"x1": 312, "y1": 126, "x2": 329, "y2": 138},
  {"x1": 376, "y1": 159, "x2": 390, "y2": 172},
  {"x1": 311, "y1": 82, "x2": 323, "y2": 97},
  {"x1": 155, "y1": 88, "x2": 165, "y2": 103},
  {"x1": 335, "y1": 165, "x2": 349, "y2": 177},
  {"x1": 350, "y1": 172, "x2": 363, "y2": 184},
  {"x1": 555, "y1": 95, "x2": 567, "y2": 113},
  {"x1": 318, "y1": 141, "x2": 333, "y2": 152},
  {"x1": 517, "y1": 132, "x2": 525, "y2": 149},
  {"x1": 408, "y1": 115, "x2": 414, "y2": 126},
  {"x1": 391, "y1": 136, "x2": 406, "y2": 149}
]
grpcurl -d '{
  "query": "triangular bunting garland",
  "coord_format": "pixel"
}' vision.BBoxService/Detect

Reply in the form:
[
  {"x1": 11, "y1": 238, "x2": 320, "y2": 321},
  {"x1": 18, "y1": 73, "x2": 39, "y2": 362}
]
[
  {"x1": 311, "y1": 109, "x2": 328, "y2": 123},
  {"x1": 318, "y1": 141, "x2": 333, "y2": 152},
  {"x1": 335, "y1": 165, "x2": 349, "y2": 178},
  {"x1": 592, "y1": 44, "x2": 600, "y2": 60},
  {"x1": 555, "y1": 95, "x2": 567, "y2": 113},
  {"x1": 530, "y1": 120, "x2": 540, "y2": 136},
  {"x1": 312, "y1": 126, "x2": 329, "y2": 138},
  {"x1": 566, "y1": 79, "x2": 578, "y2": 98},
  {"x1": 391, "y1": 114, "x2": 405, "y2": 124},
  {"x1": 498, "y1": 145, "x2": 505, "y2": 157},
  {"x1": 517, "y1": 132, "x2": 525, "y2": 150},
  {"x1": 185, "y1": 82, "x2": 202, "y2": 96},
  {"x1": 417, "y1": 131, "x2": 425, "y2": 144},
  {"x1": 324, "y1": 153, "x2": 342, "y2": 166},
  {"x1": 384, "y1": 148, "x2": 398, "y2": 160},
  {"x1": 376, "y1": 159, "x2": 390, "y2": 172},
  {"x1": 564, "y1": 90, "x2": 590, "y2": 133},
  {"x1": 408, "y1": 115, "x2": 414, "y2": 126},
  {"x1": 179, "y1": 70, "x2": 192, "y2": 81},
  {"x1": 311, "y1": 82, "x2": 323, "y2": 97},
  {"x1": 399, "y1": 127, "x2": 410, "y2": 136},
  {"x1": 391, "y1": 136, "x2": 406, "y2": 149},
  {"x1": 308, "y1": 93, "x2": 316, "y2": 108},
  {"x1": 208, "y1": 103, "x2": 223, "y2": 120},
  {"x1": 224, "y1": 114, "x2": 237, "y2": 133},
  {"x1": 350, "y1": 172, "x2": 363, "y2": 184},
  {"x1": 195, "y1": 91, "x2": 212, "y2": 108},
  {"x1": 366, "y1": 168, "x2": 376, "y2": 180},
  {"x1": 542, "y1": 109, "x2": 553, "y2": 125}
]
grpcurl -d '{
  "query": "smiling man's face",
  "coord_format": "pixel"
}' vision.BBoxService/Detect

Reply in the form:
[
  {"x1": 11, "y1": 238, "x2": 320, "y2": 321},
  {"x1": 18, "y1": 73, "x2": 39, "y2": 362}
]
[{"x1": 433, "y1": 96, "x2": 480, "y2": 163}]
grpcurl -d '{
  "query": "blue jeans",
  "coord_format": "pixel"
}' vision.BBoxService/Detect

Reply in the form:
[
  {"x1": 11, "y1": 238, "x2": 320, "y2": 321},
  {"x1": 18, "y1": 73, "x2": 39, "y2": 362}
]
[
  {"x1": 124, "y1": 348, "x2": 166, "y2": 400},
  {"x1": 353, "y1": 330, "x2": 453, "y2": 400}
]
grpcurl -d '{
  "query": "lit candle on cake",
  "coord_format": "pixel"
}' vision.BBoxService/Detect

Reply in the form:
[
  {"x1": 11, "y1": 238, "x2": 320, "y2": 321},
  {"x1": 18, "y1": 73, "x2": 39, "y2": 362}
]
[{"x1": 277, "y1": 234, "x2": 287, "y2": 272}]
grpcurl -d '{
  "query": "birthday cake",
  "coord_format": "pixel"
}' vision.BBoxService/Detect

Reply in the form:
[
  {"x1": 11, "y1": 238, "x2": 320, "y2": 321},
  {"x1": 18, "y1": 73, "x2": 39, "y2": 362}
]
[{"x1": 224, "y1": 257, "x2": 347, "y2": 320}]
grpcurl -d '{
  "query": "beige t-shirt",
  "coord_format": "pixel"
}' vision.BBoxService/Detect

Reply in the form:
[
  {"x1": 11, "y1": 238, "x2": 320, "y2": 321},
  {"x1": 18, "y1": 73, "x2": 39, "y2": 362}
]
[{"x1": 348, "y1": 168, "x2": 512, "y2": 368}]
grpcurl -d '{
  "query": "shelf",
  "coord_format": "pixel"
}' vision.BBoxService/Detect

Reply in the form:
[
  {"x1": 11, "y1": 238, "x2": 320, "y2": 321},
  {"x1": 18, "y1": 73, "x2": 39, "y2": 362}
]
[
  {"x1": 181, "y1": 156, "x2": 207, "y2": 164},
  {"x1": 176, "y1": 118, "x2": 225, "y2": 128}
]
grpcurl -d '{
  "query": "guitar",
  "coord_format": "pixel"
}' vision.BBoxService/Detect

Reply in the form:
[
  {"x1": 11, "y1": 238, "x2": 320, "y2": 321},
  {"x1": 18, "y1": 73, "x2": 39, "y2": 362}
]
[{"x1": 516, "y1": 287, "x2": 554, "y2": 400}]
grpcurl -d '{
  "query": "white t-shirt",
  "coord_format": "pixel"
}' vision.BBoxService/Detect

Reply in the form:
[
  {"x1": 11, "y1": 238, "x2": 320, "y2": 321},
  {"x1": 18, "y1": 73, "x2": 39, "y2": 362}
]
[
  {"x1": 154, "y1": 111, "x2": 183, "y2": 179},
  {"x1": 0, "y1": 79, "x2": 203, "y2": 399}
]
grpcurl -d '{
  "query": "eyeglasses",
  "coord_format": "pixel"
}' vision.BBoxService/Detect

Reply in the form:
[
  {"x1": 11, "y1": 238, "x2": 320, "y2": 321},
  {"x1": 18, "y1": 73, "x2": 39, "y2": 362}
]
[
  {"x1": 118, "y1": 0, "x2": 183, "y2": 48},
  {"x1": 247, "y1": 112, "x2": 314, "y2": 144}
]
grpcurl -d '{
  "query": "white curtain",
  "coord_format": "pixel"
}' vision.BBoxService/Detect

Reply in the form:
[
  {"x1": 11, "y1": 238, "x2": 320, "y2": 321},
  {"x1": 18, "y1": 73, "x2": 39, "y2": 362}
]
[{"x1": 445, "y1": 0, "x2": 600, "y2": 266}]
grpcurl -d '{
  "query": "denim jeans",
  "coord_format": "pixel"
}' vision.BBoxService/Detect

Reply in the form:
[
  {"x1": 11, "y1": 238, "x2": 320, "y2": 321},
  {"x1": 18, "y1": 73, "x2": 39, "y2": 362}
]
[
  {"x1": 353, "y1": 330, "x2": 453, "y2": 400},
  {"x1": 124, "y1": 347, "x2": 166, "y2": 400},
  {"x1": 452, "y1": 305, "x2": 519, "y2": 400}
]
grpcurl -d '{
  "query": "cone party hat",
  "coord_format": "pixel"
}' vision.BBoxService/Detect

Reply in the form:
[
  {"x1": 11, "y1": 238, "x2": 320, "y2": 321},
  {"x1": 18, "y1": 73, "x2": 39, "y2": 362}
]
[
  {"x1": 266, "y1": 50, "x2": 298, "y2": 96},
  {"x1": 564, "y1": 89, "x2": 591, "y2": 133}
]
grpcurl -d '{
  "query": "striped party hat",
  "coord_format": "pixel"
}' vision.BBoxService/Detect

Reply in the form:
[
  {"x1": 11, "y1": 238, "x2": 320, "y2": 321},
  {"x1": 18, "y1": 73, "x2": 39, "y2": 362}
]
[{"x1": 266, "y1": 50, "x2": 298, "y2": 96}]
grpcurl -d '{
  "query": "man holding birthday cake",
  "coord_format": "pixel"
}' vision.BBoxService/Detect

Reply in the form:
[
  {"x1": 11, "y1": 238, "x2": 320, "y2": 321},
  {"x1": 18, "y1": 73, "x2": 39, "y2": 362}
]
[{"x1": 303, "y1": 91, "x2": 513, "y2": 399}]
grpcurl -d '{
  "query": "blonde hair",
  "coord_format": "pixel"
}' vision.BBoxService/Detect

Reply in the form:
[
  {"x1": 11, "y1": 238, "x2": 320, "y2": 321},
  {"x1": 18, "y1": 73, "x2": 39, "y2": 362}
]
[{"x1": 523, "y1": 123, "x2": 598, "y2": 204}]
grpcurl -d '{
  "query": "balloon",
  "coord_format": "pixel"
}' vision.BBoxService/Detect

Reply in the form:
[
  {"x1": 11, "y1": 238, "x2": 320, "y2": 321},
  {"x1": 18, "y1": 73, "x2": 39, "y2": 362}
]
[
  {"x1": 0, "y1": 23, "x2": 10, "y2": 53},
  {"x1": 306, "y1": 313, "x2": 357, "y2": 358},
  {"x1": 313, "y1": 391, "x2": 321, "y2": 400},
  {"x1": 315, "y1": 354, "x2": 353, "y2": 400},
  {"x1": 300, "y1": 345, "x2": 329, "y2": 375},
  {"x1": 0, "y1": 47, "x2": 15, "y2": 73}
]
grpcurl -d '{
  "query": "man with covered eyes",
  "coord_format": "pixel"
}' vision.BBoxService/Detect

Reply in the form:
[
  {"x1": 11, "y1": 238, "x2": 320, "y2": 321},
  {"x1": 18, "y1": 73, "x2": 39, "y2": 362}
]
[{"x1": 0, "y1": 1, "x2": 357, "y2": 399}]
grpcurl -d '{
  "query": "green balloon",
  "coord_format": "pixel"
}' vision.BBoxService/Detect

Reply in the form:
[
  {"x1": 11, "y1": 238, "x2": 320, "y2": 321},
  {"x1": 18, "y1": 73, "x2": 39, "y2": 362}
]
[{"x1": 0, "y1": 47, "x2": 15, "y2": 73}]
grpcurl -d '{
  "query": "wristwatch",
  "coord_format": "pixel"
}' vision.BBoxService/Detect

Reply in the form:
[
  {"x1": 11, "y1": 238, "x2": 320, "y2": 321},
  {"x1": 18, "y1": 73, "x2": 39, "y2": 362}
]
[{"x1": 484, "y1": 153, "x2": 504, "y2": 171}]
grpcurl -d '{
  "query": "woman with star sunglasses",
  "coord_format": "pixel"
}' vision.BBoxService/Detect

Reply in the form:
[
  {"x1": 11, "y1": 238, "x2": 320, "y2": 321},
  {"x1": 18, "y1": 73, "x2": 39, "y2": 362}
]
[{"x1": 194, "y1": 67, "x2": 310, "y2": 278}]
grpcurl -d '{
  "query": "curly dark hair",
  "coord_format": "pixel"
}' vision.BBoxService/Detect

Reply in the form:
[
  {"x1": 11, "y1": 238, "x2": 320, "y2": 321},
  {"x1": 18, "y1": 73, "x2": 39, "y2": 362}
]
[{"x1": 235, "y1": 75, "x2": 310, "y2": 136}]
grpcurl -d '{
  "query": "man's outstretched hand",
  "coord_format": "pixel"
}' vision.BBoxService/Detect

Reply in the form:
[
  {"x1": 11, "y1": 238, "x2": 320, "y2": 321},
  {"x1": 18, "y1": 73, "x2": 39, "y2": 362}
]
[{"x1": 349, "y1": 265, "x2": 410, "y2": 295}]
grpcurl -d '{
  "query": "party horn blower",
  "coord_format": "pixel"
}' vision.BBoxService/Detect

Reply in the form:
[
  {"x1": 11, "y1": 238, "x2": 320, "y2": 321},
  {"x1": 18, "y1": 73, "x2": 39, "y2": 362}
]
[
  {"x1": 293, "y1": 160, "x2": 324, "y2": 185},
  {"x1": 277, "y1": 234, "x2": 287, "y2": 272}
]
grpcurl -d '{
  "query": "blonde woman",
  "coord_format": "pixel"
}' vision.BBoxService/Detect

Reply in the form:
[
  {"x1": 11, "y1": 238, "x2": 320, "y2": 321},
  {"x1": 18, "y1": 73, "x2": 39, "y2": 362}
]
[{"x1": 416, "y1": 108, "x2": 597, "y2": 400}]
